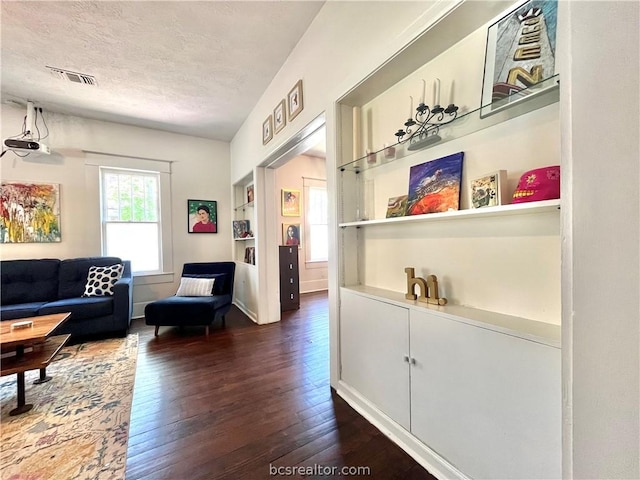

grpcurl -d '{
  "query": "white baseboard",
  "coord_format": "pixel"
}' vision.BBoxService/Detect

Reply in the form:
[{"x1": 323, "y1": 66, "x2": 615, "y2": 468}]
[
  {"x1": 300, "y1": 279, "x2": 328, "y2": 293},
  {"x1": 336, "y1": 381, "x2": 468, "y2": 480},
  {"x1": 133, "y1": 301, "x2": 151, "y2": 319},
  {"x1": 233, "y1": 300, "x2": 258, "y2": 324}
]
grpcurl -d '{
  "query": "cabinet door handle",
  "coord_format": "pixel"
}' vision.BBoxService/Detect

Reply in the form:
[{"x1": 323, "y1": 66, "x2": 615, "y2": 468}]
[
  {"x1": 403, "y1": 355, "x2": 410, "y2": 363},
  {"x1": 289, "y1": 263, "x2": 293, "y2": 269}
]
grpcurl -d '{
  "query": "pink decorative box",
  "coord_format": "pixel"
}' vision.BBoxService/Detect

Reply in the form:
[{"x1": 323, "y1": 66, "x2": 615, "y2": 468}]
[{"x1": 512, "y1": 165, "x2": 560, "y2": 203}]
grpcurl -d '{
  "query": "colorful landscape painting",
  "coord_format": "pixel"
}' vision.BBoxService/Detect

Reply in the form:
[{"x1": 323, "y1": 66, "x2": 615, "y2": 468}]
[
  {"x1": 406, "y1": 152, "x2": 464, "y2": 215},
  {"x1": 0, "y1": 181, "x2": 61, "y2": 243}
]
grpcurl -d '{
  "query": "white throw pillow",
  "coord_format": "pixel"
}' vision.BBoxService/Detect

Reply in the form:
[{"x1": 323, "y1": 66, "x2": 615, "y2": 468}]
[
  {"x1": 82, "y1": 264, "x2": 124, "y2": 297},
  {"x1": 175, "y1": 277, "x2": 215, "y2": 297}
]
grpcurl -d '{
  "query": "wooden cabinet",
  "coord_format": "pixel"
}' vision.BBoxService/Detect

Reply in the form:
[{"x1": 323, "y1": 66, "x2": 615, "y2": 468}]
[{"x1": 279, "y1": 246, "x2": 299, "y2": 311}]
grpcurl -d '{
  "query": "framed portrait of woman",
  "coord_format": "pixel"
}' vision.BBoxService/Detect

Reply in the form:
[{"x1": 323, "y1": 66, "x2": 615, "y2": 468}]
[
  {"x1": 282, "y1": 223, "x2": 301, "y2": 247},
  {"x1": 188, "y1": 199, "x2": 217, "y2": 233}
]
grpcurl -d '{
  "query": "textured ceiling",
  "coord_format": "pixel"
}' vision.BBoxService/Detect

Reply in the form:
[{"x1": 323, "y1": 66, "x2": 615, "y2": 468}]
[{"x1": 1, "y1": 1, "x2": 324, "y2": 141}]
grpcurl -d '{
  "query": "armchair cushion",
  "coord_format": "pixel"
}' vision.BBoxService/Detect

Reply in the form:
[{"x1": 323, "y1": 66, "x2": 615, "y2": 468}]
[
  {"x1": 182, "y1": 273, "x2": 228, "y2": 295},
  {"x1": 175, "y1": 277, "x2": 215, "y2": 297}
]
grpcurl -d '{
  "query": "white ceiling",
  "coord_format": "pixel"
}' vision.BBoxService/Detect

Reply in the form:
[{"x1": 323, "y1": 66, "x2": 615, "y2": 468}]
[{"x1": 1, "y1": 1, "x2": 325, "y2": 142}]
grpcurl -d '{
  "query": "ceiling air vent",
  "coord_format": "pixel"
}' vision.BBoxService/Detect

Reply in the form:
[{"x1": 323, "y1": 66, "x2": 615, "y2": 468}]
[{"x1": 46, "y1": 66, "x2": 97, "y2": 86}]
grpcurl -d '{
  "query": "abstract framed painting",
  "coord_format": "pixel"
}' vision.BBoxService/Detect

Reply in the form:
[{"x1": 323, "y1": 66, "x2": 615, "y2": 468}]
[
  {"x1": 406, "y1": 152, "x2": 464, "y2": 216},
  {"x1": 0, "y1": 181, "x2": 61, "y2": 243},
  {"x1": 480, "y1": 0, "x2": 558, "y2": 117}
]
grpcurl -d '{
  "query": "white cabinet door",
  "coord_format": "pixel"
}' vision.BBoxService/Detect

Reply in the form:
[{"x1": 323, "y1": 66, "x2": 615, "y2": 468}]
[
  {"x1": 409, "y1": 309, "x2": 561, "y2": 480},
  {"x1": 340, "y1": 289, "x2": 410, "y2": 429}
]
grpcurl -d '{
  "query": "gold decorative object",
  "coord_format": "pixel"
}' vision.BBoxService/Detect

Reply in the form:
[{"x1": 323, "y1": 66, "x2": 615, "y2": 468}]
[{"x1": 404, "y1": 267, "x2": 447, "y2": 305}]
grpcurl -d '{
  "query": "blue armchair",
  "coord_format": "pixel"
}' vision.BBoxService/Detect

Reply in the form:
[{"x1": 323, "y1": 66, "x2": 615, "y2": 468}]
[{"x1": 144, "y1": 262, "x2": 236, "y2": 337}]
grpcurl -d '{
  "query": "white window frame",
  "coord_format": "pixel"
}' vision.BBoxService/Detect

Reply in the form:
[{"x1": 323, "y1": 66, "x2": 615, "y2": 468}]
[
  {"x1": 303, "y1": 177, "x2": 328, "y2": 265},
  {"x1": 100, "y1": 167, "x2": 162, "y2": 274},
  {"x1": 85, "y1": 152, "x2": 174, "y2": 282}
]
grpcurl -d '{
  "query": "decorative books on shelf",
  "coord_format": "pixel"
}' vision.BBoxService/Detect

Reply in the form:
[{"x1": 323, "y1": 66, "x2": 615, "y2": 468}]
[{"x1": 233, "y1": 220, "x2": 251, "y2": 239}]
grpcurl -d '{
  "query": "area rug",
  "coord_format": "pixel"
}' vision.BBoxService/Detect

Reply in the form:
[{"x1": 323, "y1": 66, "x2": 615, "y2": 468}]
[{"x1": 0, "y1": 334, "x2": 138, "y2": 480}]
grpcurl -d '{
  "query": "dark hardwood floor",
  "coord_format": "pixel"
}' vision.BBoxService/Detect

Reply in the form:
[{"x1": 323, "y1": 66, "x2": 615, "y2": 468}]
[{"x1": 125, "y1": 291, "x2": 436, "y2": 479}]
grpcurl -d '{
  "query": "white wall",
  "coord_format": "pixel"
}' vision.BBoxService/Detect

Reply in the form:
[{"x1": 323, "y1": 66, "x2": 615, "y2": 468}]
[
  {"x1": 1, "y1": 105, "x2": 231, "y2": 315},
  {"x1": 230, "y1": 0, "x2": 459, "y2": 392},
  {"x1": 560, "y1": 1, "x2": 640, "y2": 478},
  {"x1": 230, "y1": 0, "x2": 638, "y2": 476},
  {"x1": 275, "y1": 154, "x2": 328, "y2": 293}
]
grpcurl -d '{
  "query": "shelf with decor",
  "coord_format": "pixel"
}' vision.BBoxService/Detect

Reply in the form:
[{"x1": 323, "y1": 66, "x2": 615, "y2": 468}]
[
  {"x1": 338, "y1": 75, "x2": 559, "y2": 173},
  {"x1": 333, "y1": 1, "x2": 562, "y2": 479},
  {"x1": 234, "y1": 200, "x2": 254, "y2": 212},
  {"x1": 233, "y1": 176, "x2": 256, "y2": 265},
  {"x1": 339, "y1": 198, "x2": 560, "y2": 228}
]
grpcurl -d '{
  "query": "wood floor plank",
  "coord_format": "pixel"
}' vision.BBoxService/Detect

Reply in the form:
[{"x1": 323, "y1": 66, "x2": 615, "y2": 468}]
[{"x1": 125, "y1": 291, "x2": 436, "y2": 479}]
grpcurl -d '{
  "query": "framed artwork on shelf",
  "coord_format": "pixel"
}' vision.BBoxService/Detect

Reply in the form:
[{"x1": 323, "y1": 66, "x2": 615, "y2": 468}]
[
  {"x1": 406, "y1": 152, "x2": 464, "y2": 216},
  {"x1": 281, "y1": 188, "x2": 300, "y2": 216},
  {"x1": 232, "y1": 220, "x2": 251, "y2": 239},
  {"x1": 244, "y1": 246, "x2": 255, "y2": 265},
  {"x1": 246, "y1": 184, "x2": 254, "y2": 204},
  {"x1": 0, "y1": 181, "x2": 61, "y2": 243},
  {"x1": 188, "y1": 199, "x2": 217, "y2": 233},
  {"x1": 274, "y1": 99, "x2": 287, "y2": 134},
  {"x1": 385, "y1": 195, "x2": 408, "y2": 218},
  {"x1": 287, "y1": 79, "x2": 304, "y2": 122},
  {"x1": 470, "y1": 170, "x2": 508, "y2": 208},
  {"x1": 282, "y1": 223, "x2": 301, "y2": 246},
  {"x1": 262, "y1": 115, "x2": 273, "y2": 145},
  {"x1": 480, "y1": 0, "x2": 558, "y2": 118}
]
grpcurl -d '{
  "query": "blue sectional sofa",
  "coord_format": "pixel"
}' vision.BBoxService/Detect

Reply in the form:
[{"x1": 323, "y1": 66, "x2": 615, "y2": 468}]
[{"x1": 0, "y1": 256, "x2": 133, "y2": 338}]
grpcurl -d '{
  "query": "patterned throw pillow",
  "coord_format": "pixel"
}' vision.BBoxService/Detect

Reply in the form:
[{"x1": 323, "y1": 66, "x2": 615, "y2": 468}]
[
  {"x1": 175, "y1": 277, "x2": 215, "y2": 297},
  {"x1": 82, "y1": 264, "x2": 124, "y2": 297}
]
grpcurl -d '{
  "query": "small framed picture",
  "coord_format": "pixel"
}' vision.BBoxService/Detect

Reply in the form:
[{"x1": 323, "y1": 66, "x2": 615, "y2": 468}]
[
  {"x1": 470, "y1": 170, "x2": 508, "y2": 209},
  {"x1": 287, "y1": 79, "x2": 304, "y2": 122},
  {"x1": 274, "y1": 99, "x2": 287, "y2": 134},
  {"x1": 282, "y1": 223, "x2": 301, "y2": 246},
  {"x1": 246, "y1": 184, "x2": 254, "y2": 204},
  {"x1": 385, "y1": 195, "x2": 408, "y2": 218},
  {"x1": 188, "y1": 199, "x2": 217, "y2": 233},
  {"x1": 281, "y1": 189, "x2": 301, "y2": 217},
  {"x1": 262, "y1": 115, "x2": 273, "y2": 145}
]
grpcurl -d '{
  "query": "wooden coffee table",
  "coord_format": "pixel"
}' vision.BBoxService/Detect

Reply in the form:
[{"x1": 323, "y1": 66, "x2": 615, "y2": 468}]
[{"x1": 1, "y1": 313, "x2": 71, "y2": 415}]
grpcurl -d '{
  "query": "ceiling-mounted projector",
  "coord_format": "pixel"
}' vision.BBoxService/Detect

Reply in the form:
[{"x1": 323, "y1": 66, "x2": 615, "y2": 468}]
[{"x1": 4, "y1": 138, "x2": 51, "y2": 155}]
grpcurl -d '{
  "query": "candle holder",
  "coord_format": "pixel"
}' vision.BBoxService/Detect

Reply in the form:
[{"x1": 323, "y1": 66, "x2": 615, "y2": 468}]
[{"x1": 394, "y1": 101, "x2": 459, "y2": 151}]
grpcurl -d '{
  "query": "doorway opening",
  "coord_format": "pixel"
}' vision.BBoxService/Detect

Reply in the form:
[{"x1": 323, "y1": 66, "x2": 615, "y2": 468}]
[{"x1": 262, "y1": 115, "x2": 327, "y2": 314}]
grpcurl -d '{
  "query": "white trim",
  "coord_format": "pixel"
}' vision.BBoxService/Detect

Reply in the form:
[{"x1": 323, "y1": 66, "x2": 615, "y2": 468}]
[
  {"x1": 336, "y1": 381, "x2": 469, "y2": 480},
  {"x1": 86, "y1": 153, "x2": 174, "y2": 277},
  {"x1": 232, "y1": 300, "x2": 258, "y2": 324}
]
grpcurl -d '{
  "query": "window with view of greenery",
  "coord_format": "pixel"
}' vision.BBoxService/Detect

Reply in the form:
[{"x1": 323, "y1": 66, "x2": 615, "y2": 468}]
[{"x1": 101, "y1": 167, "x2": 161, "y2": 273}]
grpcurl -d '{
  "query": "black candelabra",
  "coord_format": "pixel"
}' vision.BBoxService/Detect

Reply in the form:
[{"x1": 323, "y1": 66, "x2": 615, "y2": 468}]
[{"x1": 394, "y1": 96, "x2": 459, "y2": 151}]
